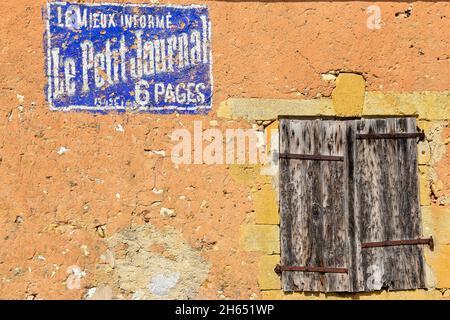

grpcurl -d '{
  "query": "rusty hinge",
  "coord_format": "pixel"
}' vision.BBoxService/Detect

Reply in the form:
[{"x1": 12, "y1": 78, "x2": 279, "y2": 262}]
[
  {"x1": 356, "y1": 132, "x2": 425, "y2": 142},
  {"x1": 361, "y1": 237, "x2": 434, "y2": 251},
  {"x1": 274, "y1": 265, "x2": 348, "y2": 275},
  {"x1": 279, "y1": 153, "x2": 344, "y2": 162}
]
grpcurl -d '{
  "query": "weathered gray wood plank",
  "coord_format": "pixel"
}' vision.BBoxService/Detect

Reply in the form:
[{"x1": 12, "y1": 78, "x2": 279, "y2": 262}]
[
  {"x1": 279, "y1": 119, "x2": 350, "y2": 292},
  {"x1": 344, "y1": 121, "x2": 364, "y2": 292},
  {"x1": 321, "y1": 121, "x2": 349, "y2": 292},
  {"x1": 353, "y1": 118, "x2": 425, "y2": 291}
]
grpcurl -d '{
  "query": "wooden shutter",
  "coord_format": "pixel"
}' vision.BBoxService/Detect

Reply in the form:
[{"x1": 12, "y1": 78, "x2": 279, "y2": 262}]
[
  {"x1": 279, "y1": 119, "x2": 351, "y2": 292},
  {"x1": 350, "y1": 118, "x2": 426, "y2": 291},
  {"x1": 279, "y1": 117, "x2": 427, "y2": 293}
]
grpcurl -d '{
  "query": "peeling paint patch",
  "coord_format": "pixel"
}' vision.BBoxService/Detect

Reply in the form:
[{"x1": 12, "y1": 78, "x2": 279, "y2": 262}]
[
  {"x1": 149, "y1": 272, "x2": 181, "y2": 296},
  {"x1": 160, "y1": 207, "x2": 176, "y2": 218},
  {"x1": 93, "y1": 224, "x2": 210, "y2": 299},
  {"x1": 321, "y1": 72, "x2": 337, "y2": 82},
  {"x1": 115, "y1": 124, "x2": 125, "y2": 132},
  {"x1": 57, "y1": 146, "x2": 70, "y2": 155}
]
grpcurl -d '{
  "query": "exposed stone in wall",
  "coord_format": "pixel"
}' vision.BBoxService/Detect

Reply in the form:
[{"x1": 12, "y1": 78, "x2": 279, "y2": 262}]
[
  {"x1": 217, "y1": 98, "x2": 333, "y2": 121},
  {"x1": 428, "y1": 125, "x2": 450, "y2": 207},
  {"x1": 332, "y1": 73, "x2": 366, "y2": 117}
]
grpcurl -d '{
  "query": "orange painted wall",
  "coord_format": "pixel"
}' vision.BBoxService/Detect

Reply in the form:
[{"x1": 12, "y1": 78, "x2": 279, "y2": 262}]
[{"x1": 0, "y1": 0, "x2": 448, "y2": 299}]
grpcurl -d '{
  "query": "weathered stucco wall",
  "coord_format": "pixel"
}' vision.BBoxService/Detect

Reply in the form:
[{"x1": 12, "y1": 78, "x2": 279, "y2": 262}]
[{"x1": 0, "y1": 0, "x2": 449, "y2": 299}]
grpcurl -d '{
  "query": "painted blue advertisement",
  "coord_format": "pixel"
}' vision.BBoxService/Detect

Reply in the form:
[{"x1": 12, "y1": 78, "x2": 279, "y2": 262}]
[{"x1": 45, "y1": 2, "x2": 212, "y2": 114}]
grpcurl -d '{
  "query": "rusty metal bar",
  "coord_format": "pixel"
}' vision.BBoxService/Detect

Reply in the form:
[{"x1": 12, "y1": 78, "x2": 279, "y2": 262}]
[
  {"x1": 274, "y1": 265, "x2": 348, "y2": 275},
  {"x1": 356, "y1": 132, "x2": 425, "y2": 141},
  {"x1": 279, "y1": 153, "x2": 344, "y2": 162},
  {"x1": 361, "y1": 237, "x2": 434, "y2": 251}
]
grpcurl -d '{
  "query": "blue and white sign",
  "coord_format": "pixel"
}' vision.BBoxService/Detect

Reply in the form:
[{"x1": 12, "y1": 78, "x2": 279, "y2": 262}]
[{"x1": 45, "y1": 2, "x2": 212, "y2": 114}]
